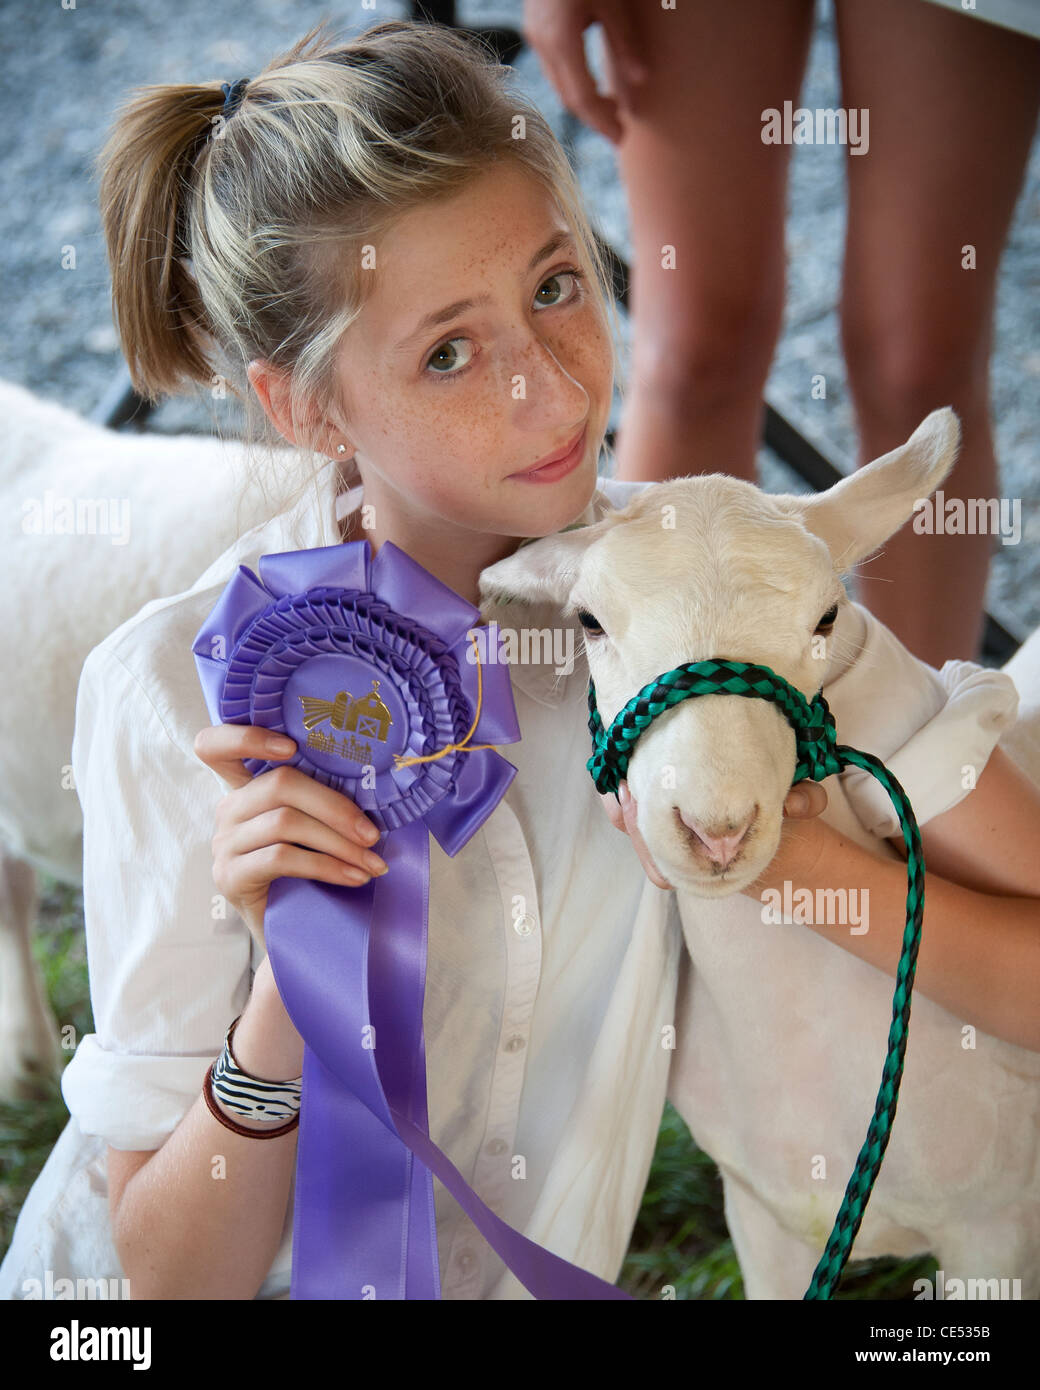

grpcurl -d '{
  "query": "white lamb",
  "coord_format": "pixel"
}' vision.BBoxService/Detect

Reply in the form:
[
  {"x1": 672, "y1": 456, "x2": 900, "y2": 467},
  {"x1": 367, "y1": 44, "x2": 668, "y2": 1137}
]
[
  {"x1": 477, "y1": 408, "x2": 1040, "y2": 1298},
  {"x1": 0, "y1": 378, "x2": 310, "y2": 1100}
]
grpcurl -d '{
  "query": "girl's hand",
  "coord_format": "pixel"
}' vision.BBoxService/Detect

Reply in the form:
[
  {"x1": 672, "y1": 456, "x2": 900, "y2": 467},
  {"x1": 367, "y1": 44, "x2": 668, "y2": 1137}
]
[
  {"x1": 600, "y1": 779, "x2": 830, "y2": 891},
  {"x1": 193, "y1": 724, "x2": 388, "y2": 952}
]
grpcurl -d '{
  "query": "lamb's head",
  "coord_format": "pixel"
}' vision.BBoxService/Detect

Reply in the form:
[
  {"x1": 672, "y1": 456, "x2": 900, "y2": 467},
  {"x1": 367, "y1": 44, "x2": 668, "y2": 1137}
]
[{"x1": 479, "y1": 407, "x2": 960, "y2": 897}]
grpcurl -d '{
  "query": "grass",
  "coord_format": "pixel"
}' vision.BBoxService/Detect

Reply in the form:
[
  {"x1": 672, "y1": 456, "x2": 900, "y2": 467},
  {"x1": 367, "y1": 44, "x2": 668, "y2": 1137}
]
[
  {"x1": 2, "y1": 872, "x2": 937, "y2": 1297},
  {"x1": 0, "y1": 876, "x2": 92, "y2": 1254}
]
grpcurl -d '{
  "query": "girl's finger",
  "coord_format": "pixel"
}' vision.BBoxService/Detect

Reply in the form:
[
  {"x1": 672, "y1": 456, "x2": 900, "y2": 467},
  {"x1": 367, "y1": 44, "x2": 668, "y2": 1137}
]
[
  {"x1": 223, "y1": 842, "x2": 381, "y2": 901},
  {"x1": 221, "y1": 761, "x2": 382, "y2": 849},
  {"x1": 783, "y1": 782, "x2": 829, "y2": 818},
  {"x1": 599, "y1": 789, "x2": 627, "y2": 832},
  {"x1": 619, "y1": 782, "x2": 674, "y2": 889},
  {"x1": 221, "y1": 804, "x2": 388, "y2": 879},
  {"x1": 193, "y1": 723, "x2": 297, "y2": 790}
]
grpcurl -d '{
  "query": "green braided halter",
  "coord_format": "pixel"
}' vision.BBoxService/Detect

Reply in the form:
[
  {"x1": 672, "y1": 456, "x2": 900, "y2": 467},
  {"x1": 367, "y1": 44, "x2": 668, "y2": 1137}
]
[{"x1": 586, "y1": 657, "x2": 925, "y2": 1300}]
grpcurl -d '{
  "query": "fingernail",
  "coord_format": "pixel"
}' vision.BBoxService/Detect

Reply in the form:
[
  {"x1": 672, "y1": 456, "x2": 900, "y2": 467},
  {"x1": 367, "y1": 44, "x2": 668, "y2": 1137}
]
[
  {"x1": 357, "y1": 821, "x2": 380, "y2": 845},
  {"x1": 787, "y1": 790, "x2": 809, "y2": 813},
  {"x1": 365, "y1": 854, "x2": 388, "y2": 876},
  {"x1": 266, "y1": 736, "x2": 295, "y2": 755}
]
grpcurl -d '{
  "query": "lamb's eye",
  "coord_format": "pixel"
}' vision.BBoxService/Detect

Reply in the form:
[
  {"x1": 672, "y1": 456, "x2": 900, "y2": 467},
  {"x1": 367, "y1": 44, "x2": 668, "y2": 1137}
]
[
  {"x1": 815, "y1": 603, "x2": 839, "y2": 633},
  {"x1": 576, "y1": 608, "x2": 604, "y2": 636}
]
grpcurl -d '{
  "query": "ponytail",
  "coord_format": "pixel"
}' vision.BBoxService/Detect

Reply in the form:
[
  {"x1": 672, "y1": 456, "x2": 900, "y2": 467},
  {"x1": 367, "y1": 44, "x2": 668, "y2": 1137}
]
[{"x1": 95, "y1": 84, "x2": 227, "y2": 402}]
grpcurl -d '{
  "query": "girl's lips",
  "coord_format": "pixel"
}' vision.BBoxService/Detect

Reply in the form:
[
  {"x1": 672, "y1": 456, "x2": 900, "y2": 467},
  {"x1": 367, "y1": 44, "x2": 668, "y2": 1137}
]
[{"x1": 509, "y1": 425, "x2": 588, "y2": 483}]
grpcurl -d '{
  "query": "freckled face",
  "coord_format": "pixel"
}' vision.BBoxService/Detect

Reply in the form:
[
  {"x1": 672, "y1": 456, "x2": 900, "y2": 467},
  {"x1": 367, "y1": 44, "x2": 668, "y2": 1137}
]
[{"x1": 333, "y1": 161, "x2": 614, "y2": 539}]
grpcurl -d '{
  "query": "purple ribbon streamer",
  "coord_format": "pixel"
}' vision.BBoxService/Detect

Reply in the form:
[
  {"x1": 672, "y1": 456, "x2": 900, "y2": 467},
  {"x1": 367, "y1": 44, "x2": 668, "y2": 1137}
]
[{"x1": 192, "y1": 538, "x2": 633, "y2": 1300}]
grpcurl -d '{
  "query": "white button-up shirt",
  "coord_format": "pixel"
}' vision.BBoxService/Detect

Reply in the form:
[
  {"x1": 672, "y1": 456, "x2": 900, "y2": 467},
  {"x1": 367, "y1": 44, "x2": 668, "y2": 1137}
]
[
  {"x1": 2, "y1": 464, "x2": 685, "y2": 1301},
  {"x1": 0, "y1": 463, "x2": 1020, "y2": 1301}
]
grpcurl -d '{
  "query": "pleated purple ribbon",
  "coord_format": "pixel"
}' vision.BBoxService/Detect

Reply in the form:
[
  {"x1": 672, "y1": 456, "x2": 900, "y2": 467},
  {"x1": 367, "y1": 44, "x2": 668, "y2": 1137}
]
[{"x1": 191, "y1": 538, "x2": 632, "y2": 1300}]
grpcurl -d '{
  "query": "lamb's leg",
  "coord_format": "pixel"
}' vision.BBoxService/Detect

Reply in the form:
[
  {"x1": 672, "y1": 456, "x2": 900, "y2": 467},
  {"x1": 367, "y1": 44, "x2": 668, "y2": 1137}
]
[
  {"x1": 931, "y1": 1215, "x2": 1040, "y2": 1302},
  {"x1": 0, "y1": 851, "x2": 63, "y2": 1101},
  {"x1": 721, "y1": 1170, "x2": 822, "y2": 1300}
]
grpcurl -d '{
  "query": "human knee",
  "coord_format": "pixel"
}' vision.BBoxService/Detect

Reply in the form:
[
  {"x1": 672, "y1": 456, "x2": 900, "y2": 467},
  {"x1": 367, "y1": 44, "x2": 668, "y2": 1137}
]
[
  {"x1": 842, "y1": 311, "x2": 987, "y2": 428},
  {"x1": 634, "y1": 288, "x2": 783, "y2": 404}
]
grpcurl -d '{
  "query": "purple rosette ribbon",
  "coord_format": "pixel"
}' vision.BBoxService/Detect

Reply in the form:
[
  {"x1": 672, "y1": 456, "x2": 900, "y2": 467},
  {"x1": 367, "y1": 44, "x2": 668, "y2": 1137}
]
[{"x1": 191, "y1": 538, "x2": 632, "y2": 1300}]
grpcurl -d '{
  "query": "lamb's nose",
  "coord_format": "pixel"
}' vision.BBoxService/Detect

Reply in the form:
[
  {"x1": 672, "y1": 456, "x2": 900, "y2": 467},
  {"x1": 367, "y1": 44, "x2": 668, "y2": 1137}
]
[{"x1": 678, "y1": 805, "x2": 758, "y2": 868}]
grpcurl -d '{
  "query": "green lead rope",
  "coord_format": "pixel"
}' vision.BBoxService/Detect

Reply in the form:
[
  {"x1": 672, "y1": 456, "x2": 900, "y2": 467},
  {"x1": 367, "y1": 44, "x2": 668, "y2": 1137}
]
[{"x1": 585, "y1": 657, "x2": 925, "y2": 1301}]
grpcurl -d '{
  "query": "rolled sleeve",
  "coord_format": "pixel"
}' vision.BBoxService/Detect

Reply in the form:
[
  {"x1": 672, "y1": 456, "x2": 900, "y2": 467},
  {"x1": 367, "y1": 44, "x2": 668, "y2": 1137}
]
[
  {"x1": 60, "y1": 640, "x2": 253, "y2": 1151},
  {"x1": 848, "y1": 659, "x2": 1019, "y2": 838},
  {"x1": 827, "y1": 611, "x2": 1021, "y2": 838}
]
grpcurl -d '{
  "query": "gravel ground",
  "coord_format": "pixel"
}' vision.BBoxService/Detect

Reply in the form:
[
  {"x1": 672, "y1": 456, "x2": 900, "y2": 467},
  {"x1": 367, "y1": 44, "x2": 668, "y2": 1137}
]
[{"x1": 2, "y1": 0, "x2": 1036, "y2": 636}]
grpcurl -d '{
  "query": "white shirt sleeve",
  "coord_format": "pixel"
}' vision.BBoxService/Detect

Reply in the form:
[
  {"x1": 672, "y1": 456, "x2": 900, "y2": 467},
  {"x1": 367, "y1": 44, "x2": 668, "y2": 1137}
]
[
  {"x1": 827, "y1": 608, "x2": 1021, "y2": 839},
  {"x1": 60, "y1": 641, "x2": 253, "y2": 1151}
]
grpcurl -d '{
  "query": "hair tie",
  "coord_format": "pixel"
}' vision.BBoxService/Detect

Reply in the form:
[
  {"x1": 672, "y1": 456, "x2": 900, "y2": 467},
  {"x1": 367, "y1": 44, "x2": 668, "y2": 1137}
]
[{"x1": 220, "y1": 76, "x2": 250, "y2": 121}]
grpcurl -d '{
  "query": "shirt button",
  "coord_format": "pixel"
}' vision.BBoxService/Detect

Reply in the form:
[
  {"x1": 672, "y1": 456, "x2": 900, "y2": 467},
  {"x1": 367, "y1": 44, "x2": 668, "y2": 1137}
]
[
  {"x1": 513, "y1": 912, "x2": 535, "y2": 937},
  {"x1": 504, "y1": 1034, "x2": 526, "y2": 1053},
  {"x1": 456, "y1": 1248, "x2": 476, "y2": 1271},
  {"x1": 486, "y1": 1137, "x2": 507, "y2": 1156}
]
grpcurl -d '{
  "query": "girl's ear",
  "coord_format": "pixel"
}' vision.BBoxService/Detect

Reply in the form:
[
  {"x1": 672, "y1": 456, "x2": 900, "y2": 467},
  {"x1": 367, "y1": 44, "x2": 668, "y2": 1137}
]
[
  {"x1": 248, "y1": 357, "x2": 347, "y2": 456},
  {"x1": 770, "y1": 407, "x2": 961, "y2": 576},
  {"x1": 478, "y1": 512, "x2": 624, "y2": 616},
  {"x1": 247, "y1": 360, "x2": 294, "y2": 442}
]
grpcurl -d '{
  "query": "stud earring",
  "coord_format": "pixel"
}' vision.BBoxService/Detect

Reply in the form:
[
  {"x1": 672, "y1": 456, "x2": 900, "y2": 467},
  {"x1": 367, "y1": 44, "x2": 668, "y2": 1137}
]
[{"x1": 336, "y1": 444, "x2": 346, "y2": 454}]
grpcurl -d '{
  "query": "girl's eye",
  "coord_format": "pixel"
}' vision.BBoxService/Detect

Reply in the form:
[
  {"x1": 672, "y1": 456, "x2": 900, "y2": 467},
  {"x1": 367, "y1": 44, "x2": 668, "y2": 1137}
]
[
  {"x1": 533, "y1": 268, "x2": 585, "y2": 310},
  {"x1": 423, "y1": 268, "x2": 587, "y2": 382},
  {"x1": 425, "y1": 338, "x2": 473, "y2": 379}
]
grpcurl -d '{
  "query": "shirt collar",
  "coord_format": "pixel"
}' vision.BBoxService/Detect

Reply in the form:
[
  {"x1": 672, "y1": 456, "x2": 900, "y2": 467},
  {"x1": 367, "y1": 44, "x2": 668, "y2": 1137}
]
[{"x1": 329, "y1": 482, "x2": 616, "y2": 708}]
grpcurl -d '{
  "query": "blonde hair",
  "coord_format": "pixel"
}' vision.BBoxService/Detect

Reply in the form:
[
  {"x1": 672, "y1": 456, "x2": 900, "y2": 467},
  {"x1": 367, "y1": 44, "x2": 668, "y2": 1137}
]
[{"x1": 95, "y1": 16, "x2": 624, "y2": 537}]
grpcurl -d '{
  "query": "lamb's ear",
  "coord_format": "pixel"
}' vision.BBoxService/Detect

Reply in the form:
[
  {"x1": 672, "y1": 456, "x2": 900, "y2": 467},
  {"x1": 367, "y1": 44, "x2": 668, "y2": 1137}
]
[
  {"x1": 772, "y1": 407, "x2": 961, "y2": 574},
  {"x1": 478, "y1": 512, "x2": 622, "y2": 617}
]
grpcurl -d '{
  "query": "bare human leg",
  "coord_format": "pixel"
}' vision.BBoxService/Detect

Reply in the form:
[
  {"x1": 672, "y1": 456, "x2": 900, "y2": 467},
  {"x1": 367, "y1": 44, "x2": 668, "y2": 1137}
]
[
  {"x1": 835, "y1": 0, "x2": 1040, "y2": 665},
  {"x1": 603, "y1": 0, "x2": 816, "y2": 484}
]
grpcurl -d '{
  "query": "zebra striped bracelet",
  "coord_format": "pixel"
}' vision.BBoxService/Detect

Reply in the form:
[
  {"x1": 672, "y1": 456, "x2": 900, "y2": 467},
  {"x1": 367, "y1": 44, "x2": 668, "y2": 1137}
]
[{"x1": 207, "y1": 1013, "x2": 302, "y2": 1126}]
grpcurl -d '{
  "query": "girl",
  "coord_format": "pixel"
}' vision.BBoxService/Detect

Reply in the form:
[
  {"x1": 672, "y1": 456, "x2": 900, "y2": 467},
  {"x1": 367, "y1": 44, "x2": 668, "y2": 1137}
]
[{"x1": 0, "y1": 18, "x2": 1034, "y2": 1303}]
